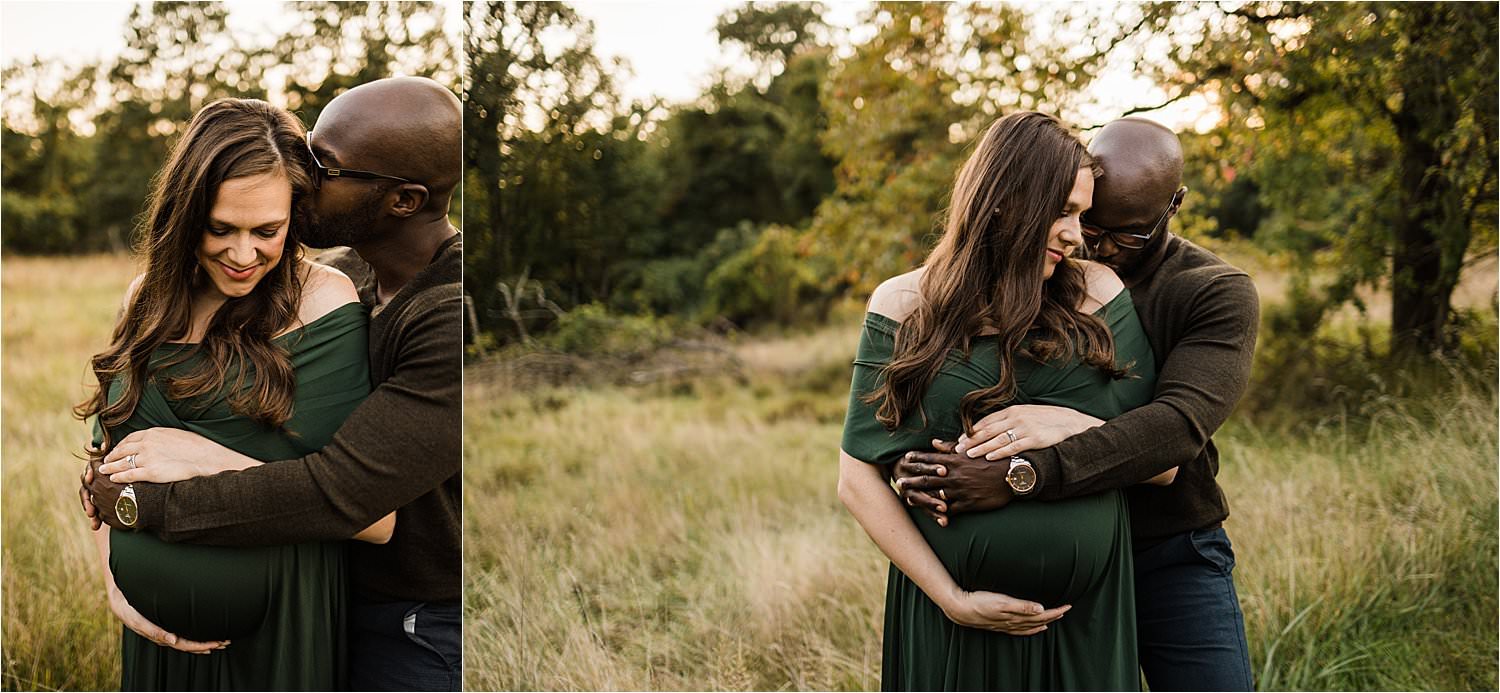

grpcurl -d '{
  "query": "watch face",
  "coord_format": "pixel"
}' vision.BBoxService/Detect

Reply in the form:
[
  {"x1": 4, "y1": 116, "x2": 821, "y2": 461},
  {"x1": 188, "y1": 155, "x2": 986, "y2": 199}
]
[
  {"x1": 1007, "y1": 463, "x2": 1037, "y2": 493},
  {"x1": 115, "y1": 495, "x2": 138, "y2": 527}
]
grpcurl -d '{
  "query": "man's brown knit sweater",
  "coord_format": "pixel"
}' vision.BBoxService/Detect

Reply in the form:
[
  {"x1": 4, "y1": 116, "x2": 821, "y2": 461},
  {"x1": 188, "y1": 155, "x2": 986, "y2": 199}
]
[
  {"x1": 1026, "y1": 234, "x2": 1260, "y2": 544},
  {"x1": 132, "y1": 235, "x2": 463, "y2": 602}
]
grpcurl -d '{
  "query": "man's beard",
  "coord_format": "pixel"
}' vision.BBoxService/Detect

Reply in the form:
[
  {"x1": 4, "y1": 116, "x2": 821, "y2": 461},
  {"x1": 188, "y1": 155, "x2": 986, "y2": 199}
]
[{"x1": 303, "y1": 186, "x2": 388, "y2": 249}]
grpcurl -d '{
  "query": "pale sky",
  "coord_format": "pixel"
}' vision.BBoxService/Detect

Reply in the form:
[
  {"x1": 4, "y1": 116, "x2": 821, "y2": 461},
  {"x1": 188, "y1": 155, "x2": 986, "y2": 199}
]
[
  {"x1": 1, "y1": 1, "x2": 463, "y2": 70},
  {"x1": 1, "y1": 1, "x2": 137, "y2": 66},
  {"x1": 571, "y1": 0, "x2": 869, "y2": 105},
  {"x1": 570, "y1": 1, "x2": 1215, "y2": 133}
]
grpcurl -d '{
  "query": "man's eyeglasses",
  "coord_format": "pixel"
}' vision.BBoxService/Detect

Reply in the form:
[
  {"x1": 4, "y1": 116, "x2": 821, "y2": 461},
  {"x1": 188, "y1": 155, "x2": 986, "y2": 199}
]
[
  {"x1": 1081, "y1": 187, "x2": 1186, "y2": 250},
  {"x1": 305, "y1": 132, "x2": 414, "y2": 191}
]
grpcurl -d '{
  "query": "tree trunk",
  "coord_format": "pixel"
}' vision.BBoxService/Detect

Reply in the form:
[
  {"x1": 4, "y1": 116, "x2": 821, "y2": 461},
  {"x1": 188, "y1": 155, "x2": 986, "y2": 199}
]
[
  {"x1": 1390, "y1": 130, "x2": 1453, "y2": 355},
  {"x1": 1389, "y1": 6, "x2": 1462, "y2": 356}
]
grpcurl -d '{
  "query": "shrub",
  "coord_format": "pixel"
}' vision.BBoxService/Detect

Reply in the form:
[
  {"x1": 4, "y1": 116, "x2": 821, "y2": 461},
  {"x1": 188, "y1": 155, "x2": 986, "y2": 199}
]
[
  {"x1": 704, "y1": 224, "x2": 830, "y2": 327},
  {"x1": 1, "y1": 191, "x2": 84, "y2": 254},
  {"x1": 623, "y1": 257, "x2": 706, "y2": 316},
  {"x1": 547, "y1": 302, "x2": 675, "y2": 357},
  {"x1": 616, "y1": 222, "x2": 762, "y2": 317}
]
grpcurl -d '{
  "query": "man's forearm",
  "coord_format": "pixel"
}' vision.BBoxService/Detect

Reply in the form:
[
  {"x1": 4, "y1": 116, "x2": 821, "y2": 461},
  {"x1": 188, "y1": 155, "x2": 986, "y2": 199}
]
[
  {"x1": 1029, "y1": 273, "x2": 1259, "y2": 501},
  {"x1": 1027, "y1": 399, "x2": 1203, "y2": 500},
  {"x1": 132, "y1": 295, "x2": 463, "y2": 546}
]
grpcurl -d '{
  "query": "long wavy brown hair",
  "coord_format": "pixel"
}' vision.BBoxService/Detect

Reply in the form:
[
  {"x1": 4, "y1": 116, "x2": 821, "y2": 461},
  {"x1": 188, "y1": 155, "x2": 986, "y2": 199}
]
[
  {"x1": 869, "y1": 111, "x2": 1126, "y2": 434},
  {"x1": 76, "y1": 98, "x2": 314, "y2": 449}
]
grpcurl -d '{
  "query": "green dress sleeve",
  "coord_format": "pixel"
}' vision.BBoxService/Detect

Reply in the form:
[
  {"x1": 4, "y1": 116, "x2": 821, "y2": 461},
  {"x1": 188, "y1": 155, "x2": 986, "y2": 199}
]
[
  {"x1": 839, "y1": 293, "x2": 1153, "y2": 468},
  {"x1": 840, "y1": 313, "x2": 979, "y2": 466}
]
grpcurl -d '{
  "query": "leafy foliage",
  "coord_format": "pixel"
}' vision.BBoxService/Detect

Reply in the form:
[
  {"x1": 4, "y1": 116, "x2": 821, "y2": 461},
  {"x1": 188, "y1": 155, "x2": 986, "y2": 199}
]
[
  {"x1": 1146, "y1": 1, "x2": 1498, "y2": 354},
  {"x1": 474, "y1": 1, "x2": 1495, "y2": 360},
  {"x1": 546, "y1": 302, "x2": 675, "y2": 357},
  {"x1": 464, "y1": 1, "x2": 653, "y2": 330},
  {"x1": 468, "y1": 1, "x2": 838, "y2": 339},
  {"x1": 1, "y1": 2, "x2": 456, "y2": 255},
  {"x1": 705, "y1": 224, "x2": 831, "y2": 325}
]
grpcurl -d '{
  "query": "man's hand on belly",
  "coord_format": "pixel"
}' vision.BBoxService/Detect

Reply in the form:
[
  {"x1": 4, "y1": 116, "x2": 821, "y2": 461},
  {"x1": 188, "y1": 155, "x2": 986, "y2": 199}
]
[
  {"x1": 894, "y1": 440, "x2": 1014, "y2": 526},
  {"x1": 82, "y1": 453, "x2": 132, "y2": 531}
]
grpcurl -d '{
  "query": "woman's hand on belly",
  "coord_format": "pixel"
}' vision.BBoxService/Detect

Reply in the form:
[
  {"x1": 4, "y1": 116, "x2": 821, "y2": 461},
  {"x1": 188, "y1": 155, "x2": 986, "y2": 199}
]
[
  {"x1": 954, "y1": 404, "x2": 1103, "y2": 460},
  {"x1": 942, "y1": 588, "x2": 1072, "y2": 636},
  {"x1": 107, "y1": 582, "x2": 229, "y2": 654},
  {"x1": 97, "y1": 428, "x2": 261, "y2": 484}
]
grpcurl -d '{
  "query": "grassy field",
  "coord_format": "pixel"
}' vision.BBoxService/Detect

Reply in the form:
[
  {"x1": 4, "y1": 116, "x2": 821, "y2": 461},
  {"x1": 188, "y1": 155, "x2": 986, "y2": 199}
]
[
  {"x1": 4, "y1": 253, "x2": 1495, "y2": 691},
  {"x1": 464, "y1": 257, "x2": 1499, "y2": 690},
  {"x1": 2, "y1": 255, "x2": 139, "y2": 690}
]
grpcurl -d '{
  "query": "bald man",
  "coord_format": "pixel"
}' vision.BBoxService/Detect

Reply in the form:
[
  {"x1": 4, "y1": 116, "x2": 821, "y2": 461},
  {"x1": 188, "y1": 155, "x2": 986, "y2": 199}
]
[
  {"x1": 83, "y1": 77, "x2": 464, "y2": 690},
  {"x1": 893, "y1": 118, "x2": 1259, "y2": 691}
]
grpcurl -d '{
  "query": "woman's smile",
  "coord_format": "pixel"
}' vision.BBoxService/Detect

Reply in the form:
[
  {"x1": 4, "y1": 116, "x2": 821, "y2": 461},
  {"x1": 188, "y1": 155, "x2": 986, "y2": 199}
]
[{"x1": 215, "y1": 259, "x2": 262, "y2": 281}]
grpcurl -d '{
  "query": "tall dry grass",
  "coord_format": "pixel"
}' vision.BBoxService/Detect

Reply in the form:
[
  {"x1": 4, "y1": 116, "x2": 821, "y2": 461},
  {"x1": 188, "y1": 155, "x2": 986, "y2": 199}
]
[
  {"x1": 3, "y1": 255, "x2": 139, "y2": 691},
  {"x1": 1224, "y1": 372, "x2": 1497, "y2": 689},
  {"x1": 464, "y1": 316, "x2": 1498, "y2": 690}
]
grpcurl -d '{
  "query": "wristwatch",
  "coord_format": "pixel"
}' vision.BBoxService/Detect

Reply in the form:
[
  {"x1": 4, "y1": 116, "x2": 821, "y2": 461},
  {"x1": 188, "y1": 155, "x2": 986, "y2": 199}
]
[
  {"x1": 1004, "y1": 456, "x2": 1038, "y2": 495},
  {"x1": 115, "y1": 484, "x2": 139, "y2": 527}
]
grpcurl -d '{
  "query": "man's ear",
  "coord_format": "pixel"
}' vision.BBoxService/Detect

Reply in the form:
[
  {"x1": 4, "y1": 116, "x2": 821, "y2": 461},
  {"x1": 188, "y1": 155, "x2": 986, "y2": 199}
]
[{"x1": 387, "y1": 183, "x2": 430, "y2": 218}]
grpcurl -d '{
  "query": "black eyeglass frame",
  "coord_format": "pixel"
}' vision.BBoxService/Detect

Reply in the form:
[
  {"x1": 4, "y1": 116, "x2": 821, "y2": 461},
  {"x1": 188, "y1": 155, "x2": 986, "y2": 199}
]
[
  {"x1": 1081, "y1": 186, "x2": 1186, "y2": 250},
  {"x1": 305, "y1": 132, "x2": 415, "y2": 190}
]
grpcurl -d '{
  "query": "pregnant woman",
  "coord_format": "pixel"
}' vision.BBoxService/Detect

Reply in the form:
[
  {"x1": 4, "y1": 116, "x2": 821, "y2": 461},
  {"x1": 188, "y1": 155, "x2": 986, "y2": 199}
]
[
  {"x1": 839, "y1": 111, "x2": 1174, "y2": 690},
  {"x1": 75, "y1": 98, "x2": 392, "y2": 690}
]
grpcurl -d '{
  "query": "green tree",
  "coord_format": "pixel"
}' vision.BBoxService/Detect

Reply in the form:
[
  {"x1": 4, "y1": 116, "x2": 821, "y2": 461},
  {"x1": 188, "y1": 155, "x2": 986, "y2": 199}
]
[
  {"x1": 715, "y1": 1, "x2": 826, "y2": 89},
  {"x1": 809, "y1": 2, "x2": 1131, "y2": 291},
  {"x1": 612, "y1": 2, "x2": 835, "y2": 321},
  {"x1": 1, "y1": 60, "x2": 101, "y2": 252},
  {"x1": 1152, "y1": 1, "x2": 1498, "y2": 355},
  {"x1": 276, "y1": 1, "x2": 459, "y2": 123},
  {"x1": 1, "y1": 1, "x2": 454, "y2": 255},
  {"x1": 465, "y1": 1, "x2": 652, "y2": 335},
  {"x1": 89, "y1": 2, "x2": 244, "y2": 248},
  {"x1": 647, "y1": 49, "x2": 833, "y2": 261}
]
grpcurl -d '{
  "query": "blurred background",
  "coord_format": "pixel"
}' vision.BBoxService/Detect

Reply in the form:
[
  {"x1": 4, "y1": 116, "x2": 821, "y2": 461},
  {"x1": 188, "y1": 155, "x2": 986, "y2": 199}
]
[
  {"x1": 464, "y1": 2, "x2": 1498, "y2": 690},
  {"x1": 1, "y1": 2, "x2": 458, "y2": 689}
]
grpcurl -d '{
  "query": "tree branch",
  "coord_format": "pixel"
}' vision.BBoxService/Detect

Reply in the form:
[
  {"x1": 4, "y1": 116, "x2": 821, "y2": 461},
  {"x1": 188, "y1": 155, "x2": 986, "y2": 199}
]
[
  {"x1": 1460, "y1": 247, "x2": 1498, "y2": 270},
  {"x1": 1459, "y1": 148, "x2": 1495, "y2": 239},
  {"x1": 1082, "y1": 87, "x2": 1199, "y2": 130},
  {"x1": 1089, "y1": 12, "x2": 1153, "y2": 61},
  {"x1": 1220, "y1": 2, "x2": 1301, "y2": 25}
]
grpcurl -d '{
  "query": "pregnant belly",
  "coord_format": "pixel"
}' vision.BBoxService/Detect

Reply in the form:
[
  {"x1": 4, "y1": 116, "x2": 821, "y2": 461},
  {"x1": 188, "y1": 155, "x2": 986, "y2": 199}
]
[
  {"x1": 110, "y1": 531, "x2": 276, "y2": 641},
  {"x1": 913, "y1": 490, "x2": 1128, "y2": 607}
]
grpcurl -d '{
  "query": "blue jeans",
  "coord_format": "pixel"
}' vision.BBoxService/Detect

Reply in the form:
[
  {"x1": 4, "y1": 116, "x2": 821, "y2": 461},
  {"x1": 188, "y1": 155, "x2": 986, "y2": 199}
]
[
  {"x1": 348, "y1": 598, "x2": 462, "y2": 691},
  {"x1": 1134, "y1": 527, "x2": 1254, "y2": 691}
]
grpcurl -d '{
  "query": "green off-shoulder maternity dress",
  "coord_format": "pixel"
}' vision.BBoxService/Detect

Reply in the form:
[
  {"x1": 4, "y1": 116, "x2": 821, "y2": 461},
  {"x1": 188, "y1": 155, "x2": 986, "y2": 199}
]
[
  {"x1": 98, "y1": 302, "x2": 370, "y2": 691},
  {"x1": 842, "y1": 290, "x2": 1156, "y2": 691}
]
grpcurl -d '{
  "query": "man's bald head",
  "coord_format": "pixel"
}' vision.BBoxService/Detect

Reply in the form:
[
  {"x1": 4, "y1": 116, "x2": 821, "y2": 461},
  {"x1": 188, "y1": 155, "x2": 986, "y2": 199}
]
[
  {"x1": 315, "y1": 76, "x2": 462, "y2": 209},
  {"x1": 1081, "y1": 117, "x2": 1186, "y2": 277},
  {"x1": 1087, "y1": 117, "x2": 1183, "y2": 226}
]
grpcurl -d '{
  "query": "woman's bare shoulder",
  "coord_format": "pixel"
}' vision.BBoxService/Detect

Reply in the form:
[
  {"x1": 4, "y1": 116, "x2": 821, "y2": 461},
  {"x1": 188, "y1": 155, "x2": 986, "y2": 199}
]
[
  {"x1": 867, "y1": 267, "x2": 926, "y2": 324},
  {"x1": 297, "y1": 261, "x2": 360, "y2": 323},
  {"x1": 1075, "y1": 260, "x2": 1124, "y2": 314}
]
